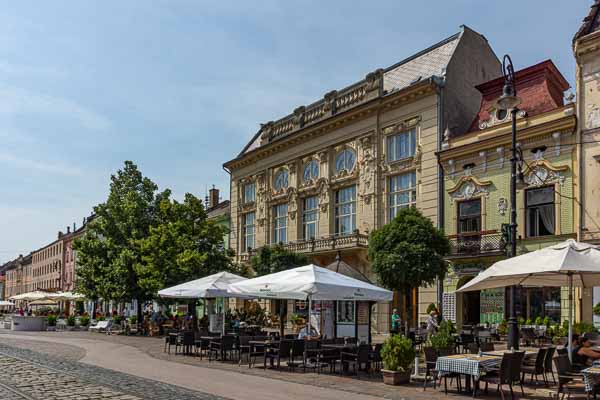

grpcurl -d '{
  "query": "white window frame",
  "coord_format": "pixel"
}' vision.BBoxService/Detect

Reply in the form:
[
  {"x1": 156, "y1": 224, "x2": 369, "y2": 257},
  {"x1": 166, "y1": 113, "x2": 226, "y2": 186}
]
[
  {"x1": 302, "y1": 196, "x2": 319, "y2": 240},
  {"x1": 389, "y1": 172, "x2": 417, "y2": 220},
  {"x1": 243, "y1": 182, "x2": 256, "y2": 204},
  {"x1": 243, "y1": 212, "x2": 255, "y2": 251},
  {"x1": 387, "y1": 127, "x2": 416, "y2": 162},
  {"x1": 335, "y1": 186, "x2": 356, "y2": 236},
  {"x1": 273, "y1": 203, "x2": 288, "y2": 243},
  {"x1": 335, "y1": 149, "x2": 356, "y2": 173}
]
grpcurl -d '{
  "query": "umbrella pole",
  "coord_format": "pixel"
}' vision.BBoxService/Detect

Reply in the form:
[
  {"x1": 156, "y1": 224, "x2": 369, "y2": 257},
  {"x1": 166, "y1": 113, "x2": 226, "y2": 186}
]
[
  {"x1": 308, "y1": 296, "x2": 311, "y2": 336},
  {"x1": 568, "y1": 273, "x2": 573, "y2": 362}
]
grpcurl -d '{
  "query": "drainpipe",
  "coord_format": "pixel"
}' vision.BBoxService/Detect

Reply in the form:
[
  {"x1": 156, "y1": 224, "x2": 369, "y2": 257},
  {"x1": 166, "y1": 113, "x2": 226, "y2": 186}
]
[
  {"x1": 222, "y1": 165, "x2": 233, "y2": 256},
  {"x1": 433, "y1": 75, "x2": 446, "y2": 315}
]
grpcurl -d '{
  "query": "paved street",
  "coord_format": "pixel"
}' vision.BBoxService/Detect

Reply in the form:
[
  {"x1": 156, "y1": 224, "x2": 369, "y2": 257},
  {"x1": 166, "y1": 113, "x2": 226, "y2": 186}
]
[{"x1": 0, "y1": 330, "x2": 565, "y2": 400}]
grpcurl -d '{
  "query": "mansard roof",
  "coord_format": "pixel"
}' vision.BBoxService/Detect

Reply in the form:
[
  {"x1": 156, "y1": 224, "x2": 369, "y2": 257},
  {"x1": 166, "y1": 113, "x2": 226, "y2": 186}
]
[
  {"x1": 465, "y1": 60, "x2": 569, "y2": 135},
  {"x1": 236, "y1": 27, "x2": 469, "y2": 158},
  {"x1": 574, "y1": 0, "x2": 600, "y2": 42}
]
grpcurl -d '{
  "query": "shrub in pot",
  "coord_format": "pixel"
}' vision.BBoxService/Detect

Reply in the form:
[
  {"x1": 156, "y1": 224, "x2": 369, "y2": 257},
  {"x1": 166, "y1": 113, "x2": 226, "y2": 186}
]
[
  {"x1": 47, "y1": 315, "x2": 57, "y2": 331},
  {"x1": 427, "y1": 320, "x2": 455, "y2": 353},
  {"x1": 66, "y1": 315, "x2": 76, "y2": 330},
  {"x1": 380, "y1": 335, "x2": 415, "y2": 385},
  {"x1": 80, "y1": 315, "x2": 90, "y2": 330}
]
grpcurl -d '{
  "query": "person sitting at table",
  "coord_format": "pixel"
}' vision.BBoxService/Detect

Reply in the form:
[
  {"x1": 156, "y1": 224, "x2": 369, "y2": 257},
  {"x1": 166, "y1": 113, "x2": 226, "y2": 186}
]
[
  {"x1": 571, "y1": 334, "x2": 600, "y2": 369},
  {"x1": 297, "y1": 323, "x2": 320, "y2": 340}
]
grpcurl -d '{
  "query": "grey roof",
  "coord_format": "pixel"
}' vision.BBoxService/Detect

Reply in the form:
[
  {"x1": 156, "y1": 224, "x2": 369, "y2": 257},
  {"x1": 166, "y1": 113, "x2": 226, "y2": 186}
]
[
  {"x1": 575, "y1": 0, "x2": 600, "y2": 42},
  {"x1": 237, "y1": 29, "x2": 463, "y2": 157},
  {"x1": 383, "y1": 34, "x2": 459, "y2": 92}
]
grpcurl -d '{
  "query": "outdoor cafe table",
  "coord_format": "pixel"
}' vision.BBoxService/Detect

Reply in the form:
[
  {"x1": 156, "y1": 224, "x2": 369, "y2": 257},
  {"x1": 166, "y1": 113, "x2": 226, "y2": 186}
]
[
  {"x1": 583, "y1": 366, "x2": 600, "y2": 393},
  {"x1": 436, "y1": 354, "x2": 501, "y2": 392},
  {"x1": 320, "y1": 343, "x2": 358, "y2": 351},
  {"x1": 483, "y1": 349, "x2": 538, "y2": 360}
]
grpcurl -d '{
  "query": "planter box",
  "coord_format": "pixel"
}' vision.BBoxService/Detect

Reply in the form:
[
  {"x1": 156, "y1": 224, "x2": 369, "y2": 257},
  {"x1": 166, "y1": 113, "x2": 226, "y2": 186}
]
[
  {"x1": 46, "y1": 326, "x2": 56, "y2": 332},
  {"x1": 382, "y1": 369, "x2": 411, "y2": 385},
  {"x1": 66, "y1": 326, "x2": 75, "y2": 331}
]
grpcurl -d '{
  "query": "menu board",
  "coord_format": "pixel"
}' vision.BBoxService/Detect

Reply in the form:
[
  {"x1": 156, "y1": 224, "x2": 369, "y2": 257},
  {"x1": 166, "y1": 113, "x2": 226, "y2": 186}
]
[{"x1": 357, "y1": 301, "x2": 369, "y2": 325}]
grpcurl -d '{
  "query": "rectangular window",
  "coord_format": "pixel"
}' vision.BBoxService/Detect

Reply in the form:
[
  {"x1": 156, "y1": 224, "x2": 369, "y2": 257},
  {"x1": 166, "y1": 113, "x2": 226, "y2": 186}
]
[
  {"x1": 389, "y1": 172, "x2": 417, "y2": 220},
  {"x1": 273, "y1": 203, "x2": 288, "y2": 243},
  {"x1": 336, "y1": 301, "x2": 355, "y2": 323},
  {"x1": 458, "y1": 199, "x2": 482, "y2": 234},
  {"x1": 386, "y1": 128, "x2": 416, "y2": 162},
  {"x1": 526, "y1": 186, "x2": 555, "y2": 237},
  {"x1": 242, "y1": 212, "x2": 255, "y2": 251},
  {"x1": 303, "y1": 196, "x2": 319, "y2": 240},
  {"x1": 243, "y1": 182, "x2": 256, "y2": 204},
  {"x1": 335, "y1": 186, "x2": 356, "y2": 236}
]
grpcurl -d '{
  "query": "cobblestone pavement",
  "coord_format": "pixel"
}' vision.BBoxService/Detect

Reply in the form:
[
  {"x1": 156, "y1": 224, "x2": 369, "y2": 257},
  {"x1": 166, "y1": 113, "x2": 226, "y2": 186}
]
[{"x1": 0, "y1": 343, "x2": 227, "y2": 400}]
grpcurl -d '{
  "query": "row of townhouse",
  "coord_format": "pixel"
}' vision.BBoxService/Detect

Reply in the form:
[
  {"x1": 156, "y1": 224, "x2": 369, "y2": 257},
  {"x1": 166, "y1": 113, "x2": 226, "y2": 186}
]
[
  {"x1": 1, "y1": 220, "x2": 89, "y2": 301},
  {"x1": 222, "y1": 3, "x2": 600, "y2": 332}
]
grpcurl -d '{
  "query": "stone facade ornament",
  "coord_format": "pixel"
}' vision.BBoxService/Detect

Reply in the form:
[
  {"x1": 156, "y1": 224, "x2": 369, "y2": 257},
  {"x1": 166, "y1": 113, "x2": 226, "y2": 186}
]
[
  {"x1": 496, "y1": 147, "x2": 505, "y2": 169},
  {"x1": 287, "y1": 187, "x2": 298, "y2": 220},
  {"x1": 365, "y1": 69, "x2": 383, "y2": 92},
  {"x1": 259, "y1": 121, "x2": 274, "y2": 144},
  {"x1": 498, "y1": 197, "x2": 508, "y2": 216},
  {"x1": 447, "y1": 176, "x2": 493, "y2": 201},
  {"x1": 522, "y1": 160, "x2": 568, "y2": 187},
  {"x1": 553, "y1": 132, "x2": 562, "y2": 156},
  {"x1": 479, "y1": 108, "x2": 526, "y2": 130},
  {"x1": 318, "y1": 179, "x2": 330, "y2": 212}
]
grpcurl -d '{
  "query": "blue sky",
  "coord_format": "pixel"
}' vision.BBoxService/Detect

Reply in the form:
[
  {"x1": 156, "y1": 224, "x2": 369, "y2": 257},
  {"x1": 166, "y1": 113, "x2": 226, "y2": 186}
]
[{"x1": 0, "y1": 1, "x2": 591, "y2": 263}]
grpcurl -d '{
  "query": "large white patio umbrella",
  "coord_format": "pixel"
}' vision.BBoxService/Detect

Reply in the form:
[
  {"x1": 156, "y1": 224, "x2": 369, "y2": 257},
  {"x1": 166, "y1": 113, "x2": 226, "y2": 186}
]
[
  {"x1": 158, "y1": 272, "x2": 248, "y2": 334},
  {"x1": 158, "y1": 272, "x2": 247, "y2": 299},
  {"x1": 228, "y1": 264, "x2": 393, "y2": 336},
  {"x1": 0, "y1": 300, "x2": 15, "y2": 307},
  {"x1": 228, "y1": 264, "x2": 393, "y2": 301},
  {"x1": 9, "y1": 291, "x2": 55, "y2": 301},
  {"x1": 457, "y1": 239, "x2": 600, "y2": 359}
]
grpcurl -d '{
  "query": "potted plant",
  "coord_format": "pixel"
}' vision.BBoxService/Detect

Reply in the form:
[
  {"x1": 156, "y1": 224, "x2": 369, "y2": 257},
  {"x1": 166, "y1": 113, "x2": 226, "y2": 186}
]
[
  {"x1": 66, "y1": 315, "x2": 76, "y2": 331},
  {"x1": 80, "y1": 315, "x2": 90, "y2": 331},
  {"x1": 47, "y1": 315, "x2": 57, "y2": 331},
  {"x1": 380, "y1": 335, "x2": 415, "y2": 385}
]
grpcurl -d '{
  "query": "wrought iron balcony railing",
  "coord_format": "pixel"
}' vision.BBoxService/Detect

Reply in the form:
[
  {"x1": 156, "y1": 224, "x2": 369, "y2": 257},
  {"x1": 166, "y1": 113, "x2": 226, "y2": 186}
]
[
  {"x1": 448, "y1": 231, "x2": 505, "y2": 257},
  {"x1": 241, "y1": 232, "x2": 369, "y2": 260}
]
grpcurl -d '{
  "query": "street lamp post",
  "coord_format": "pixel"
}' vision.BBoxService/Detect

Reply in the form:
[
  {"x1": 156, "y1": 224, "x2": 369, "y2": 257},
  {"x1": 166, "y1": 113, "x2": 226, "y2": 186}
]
[{"x1": 495, "y1": 55, "x2": 522, "y2": 350}]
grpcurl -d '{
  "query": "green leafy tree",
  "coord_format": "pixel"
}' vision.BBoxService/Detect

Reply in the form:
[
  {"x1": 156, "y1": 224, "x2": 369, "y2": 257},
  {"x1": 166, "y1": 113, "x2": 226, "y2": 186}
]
[
  {"x1": 250, "y1": 244, "x2": 308, "y2": 276},
  {"x1": 369, "y1": 207, "x2": 450, "y2": 327},
  {"x1": 136, "y1": 192, "x2": 238, "y2": 295},
  {"x1": 75, "y1": 161, "x2": 169, "y2": 321}
]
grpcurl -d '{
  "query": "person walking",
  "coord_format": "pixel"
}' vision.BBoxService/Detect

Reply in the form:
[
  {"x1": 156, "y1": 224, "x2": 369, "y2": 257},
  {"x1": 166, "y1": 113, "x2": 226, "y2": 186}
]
[
  {"x1": 391, "y1": 309, "x2": 401, "y2": 334},
  {"x1": 426, "y1": 310, "x2": 439, "y2": 336}
]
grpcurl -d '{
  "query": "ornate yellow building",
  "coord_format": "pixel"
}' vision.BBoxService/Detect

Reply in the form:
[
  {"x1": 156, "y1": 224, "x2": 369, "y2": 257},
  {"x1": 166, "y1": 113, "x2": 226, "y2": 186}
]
[
  {"x1": 574, "y1": 0, "x2": 600, "y2": 245},
  {"x1": 224, "y1": 26, "x2": 500, "y2": 331}
]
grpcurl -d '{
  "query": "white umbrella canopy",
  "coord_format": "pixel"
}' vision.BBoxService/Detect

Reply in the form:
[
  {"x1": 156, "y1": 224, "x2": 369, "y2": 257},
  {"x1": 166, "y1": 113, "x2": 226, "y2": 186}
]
[
  {"x1": 52, "y1": 292, "x2": 86, "y2": 301},
  {"x1": 456, "y1": 239, "x2": 600, "y2": 360},
  {"x1": 457, "y1": 239, "x2": 600, "y2": 293},
  {"x1": 228, "y1": 264, "x2": 393, "y2": 301},
  {"x1": 9, "y1": 291, "x2": 55, "y2": 301},
  {"x1": 158, "y1": 272, "x2": 248, "y2": 299},
  {"x1": 0, "y1": 300, "x2": 14, "y2": 307}
]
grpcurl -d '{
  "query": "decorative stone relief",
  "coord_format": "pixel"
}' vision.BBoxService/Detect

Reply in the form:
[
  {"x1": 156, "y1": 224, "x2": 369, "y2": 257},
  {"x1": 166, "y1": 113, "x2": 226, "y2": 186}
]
[
  {"x1": 318, "y1": 179, "x2": 330, "y2": 212},
  {"x1": 588, "y1": 104, "x2": 600, "y2": 129},
  {"x1": 497, "y1": 197, "x2": 508, "y2": 216},
  {"x1": 479, "y1": 108, "x2": 526, "y2": 130},
  {"x1": 496, "y1": 147, "x2": 505, "y2": 169},
  {"x1": 447, "y1": 176, "x2": 492, "y2": 201},
  {"x1": 522, "y1": 160, "x2": 568, "y2": 187},
  {"x1": 259, "y1": 121, "x2": 274, "y2": 144},
  {"x1": 358, "y1": 135, "x2": 375, "y2": 204},
  {"x1": 552, "y1": 132, "x2": 562, "y2": 156},
  {"x1": 287, "y1": 187, "x2": 298, "y2": 220}
]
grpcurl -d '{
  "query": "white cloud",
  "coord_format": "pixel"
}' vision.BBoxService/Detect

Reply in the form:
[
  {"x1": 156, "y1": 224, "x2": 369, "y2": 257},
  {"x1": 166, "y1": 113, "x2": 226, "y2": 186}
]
[{"x1": 0, "y1": 87, "x2": 111, "y2": 131}]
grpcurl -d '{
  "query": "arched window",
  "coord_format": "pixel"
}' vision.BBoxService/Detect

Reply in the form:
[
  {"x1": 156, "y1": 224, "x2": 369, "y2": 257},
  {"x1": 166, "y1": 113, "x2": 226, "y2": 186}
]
[
  {"x1": 303, "y1": 159, "x2": 319, "y2": 181},
  {"x1": 335, "y1": 149, "x2": 356, "y2": 173},
  {"x1": 274, "y1": 169, "x2": 289, "y2": 191}
]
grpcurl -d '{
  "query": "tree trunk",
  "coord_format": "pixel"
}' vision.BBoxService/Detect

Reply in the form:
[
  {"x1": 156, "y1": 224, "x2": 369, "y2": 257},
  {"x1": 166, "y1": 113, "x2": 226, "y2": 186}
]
[{"x1": 92, "y1": 301, "x2": 97, "y2": 319}]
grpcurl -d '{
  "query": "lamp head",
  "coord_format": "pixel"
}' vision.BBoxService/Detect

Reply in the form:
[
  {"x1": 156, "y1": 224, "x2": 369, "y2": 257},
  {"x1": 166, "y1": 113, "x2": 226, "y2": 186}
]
[{"x1": 495, "y1": 82, "x2": 521, "y2": 110}]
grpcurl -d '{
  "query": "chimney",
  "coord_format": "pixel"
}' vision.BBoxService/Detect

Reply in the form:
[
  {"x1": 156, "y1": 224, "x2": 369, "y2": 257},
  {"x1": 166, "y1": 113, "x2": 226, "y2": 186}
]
[
  {"x1": 58, "y1": 231, "x2": 63, "y2": 239},
  {"x1": 208, "y1": 186, "x2": 219, "y2": 209},
  {"x1": 67, "y1": 226, "x2": 71, "y2": 234}
]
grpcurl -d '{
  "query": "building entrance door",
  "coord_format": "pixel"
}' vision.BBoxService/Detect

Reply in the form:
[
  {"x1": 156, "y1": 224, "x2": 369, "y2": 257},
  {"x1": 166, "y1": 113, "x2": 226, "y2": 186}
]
[{"x1": 462, "y1": 291, "x2": 481, "y2": 325}]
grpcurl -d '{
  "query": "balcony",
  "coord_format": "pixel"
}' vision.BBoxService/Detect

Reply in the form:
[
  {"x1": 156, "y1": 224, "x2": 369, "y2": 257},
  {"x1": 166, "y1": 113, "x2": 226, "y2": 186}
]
[
  {"x1": 448, "y1": 231, "x2": 505, "y2": 258},
  {"x1": 240, "y1": 232, "x2": 369, "y2": 261}
]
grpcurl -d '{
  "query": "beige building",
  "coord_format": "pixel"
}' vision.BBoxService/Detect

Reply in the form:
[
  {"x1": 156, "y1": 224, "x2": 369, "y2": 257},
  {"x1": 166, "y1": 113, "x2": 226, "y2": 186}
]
[
  {"x1": 31, "y1": 236, "x2": 63, "y2": 292},
  {"x1": 224, "y1": 26, "x2": 500, "y2": 331},
  {"x1": 4, "y1": 254, "x2": 32, "y2": 299},
  {"x1": 574, "y1": 1, "x2": 600, "y2": 245}
]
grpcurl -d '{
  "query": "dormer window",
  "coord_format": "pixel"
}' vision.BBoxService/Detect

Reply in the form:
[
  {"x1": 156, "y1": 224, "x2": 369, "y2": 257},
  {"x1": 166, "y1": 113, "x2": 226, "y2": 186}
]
[
  {"x1": 335, "y1": 149, "x2": 356, "y2": 173},
  {"x1": 274, "y1": 169, "x2": 288, "y2": 191},
  {"x1": 303, "y1": 159, "x2": 319, "y2": 181},
  {"x1": 496, "y1": 108, "x2": 508, "y2": 121}
]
